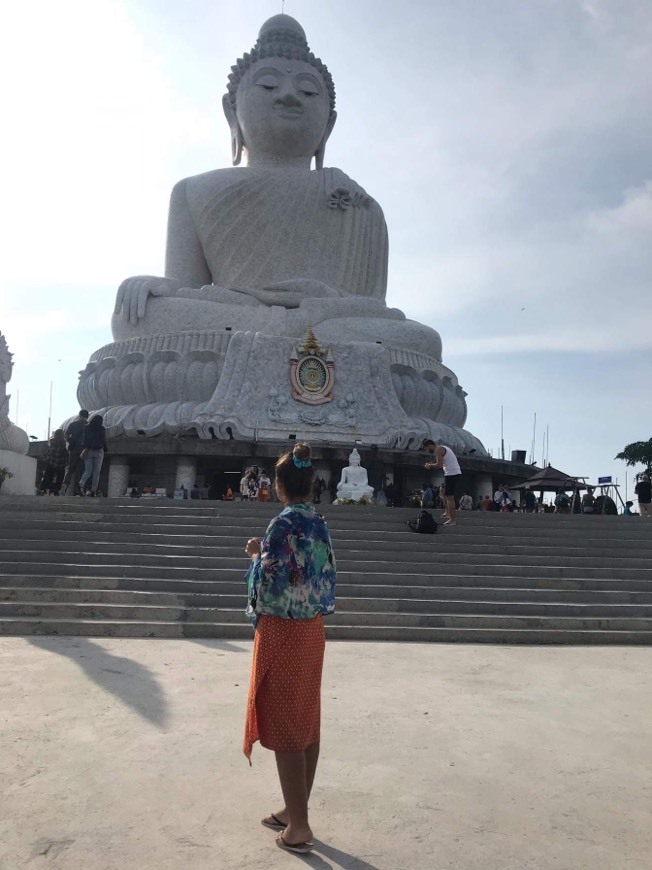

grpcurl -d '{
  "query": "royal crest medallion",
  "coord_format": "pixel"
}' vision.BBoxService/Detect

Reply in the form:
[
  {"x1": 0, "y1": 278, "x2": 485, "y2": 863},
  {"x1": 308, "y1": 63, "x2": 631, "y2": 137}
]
[{"x1": 290, "y1": 327, "x2": 334, "y2": 405}]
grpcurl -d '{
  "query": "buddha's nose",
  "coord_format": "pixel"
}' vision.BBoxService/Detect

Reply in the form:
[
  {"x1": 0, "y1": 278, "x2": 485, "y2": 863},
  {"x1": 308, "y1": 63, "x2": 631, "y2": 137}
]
[{"x1": 277, "y1": 87, "x2": 302, "y2": 107}]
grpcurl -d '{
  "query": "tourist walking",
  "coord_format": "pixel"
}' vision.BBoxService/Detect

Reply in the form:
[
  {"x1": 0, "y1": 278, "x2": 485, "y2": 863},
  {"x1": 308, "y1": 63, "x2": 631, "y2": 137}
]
[
  {"x1": 635, "y1": 473, "x2": 651, "y2": 518},
  {"x1": 554, "y1": 490, "x2": 571, "y2": 514},
  {"x1": 240, "y1": 468, "x2": 259, "y2": 500},
  {"x1": 458, "y1": 492, "x2": 473, "y2": 510},
  {"x1": 523, "y1": 488, "x2": 537, "y2": 513},
  {"x1": 422, "y1": 439, "x2": 462, "y2": 526},
  {"x1": 61, "y1": 409, "x2": 89, "y2": 495},
  {"x1": 581, "y1": 488, "x2": 595, "y2": 514},
  {"x1": 258, "y1": 470, "x2": 271, "y2": 502},
  {"x1": 78, "y1": 414, "x2": 107, "y2": 496},
  {"x1": 243, "y1": 442, "x2": 336, "y2": 855},
  {"x1": 421, "y1": 483, "x2": 435, "y2": 509},
  {"x1": 38, "y1": 429, "x2": 68, "y2": 495}
]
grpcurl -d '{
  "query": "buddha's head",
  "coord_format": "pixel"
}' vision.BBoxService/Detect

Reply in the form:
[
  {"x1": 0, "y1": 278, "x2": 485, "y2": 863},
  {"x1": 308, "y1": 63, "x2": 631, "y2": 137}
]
[
  {"x1": 348, "y1": 448, "x2": 361, "y2": 467},
  {"x1": 223, "y1": 15, "x2": 337, "y2": 168}
]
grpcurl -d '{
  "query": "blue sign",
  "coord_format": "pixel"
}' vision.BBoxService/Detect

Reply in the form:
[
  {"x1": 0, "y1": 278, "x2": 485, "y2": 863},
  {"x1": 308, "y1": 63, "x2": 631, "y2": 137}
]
[{"x1": 598, "y1": 476, "x2": 612, "y2": 485}]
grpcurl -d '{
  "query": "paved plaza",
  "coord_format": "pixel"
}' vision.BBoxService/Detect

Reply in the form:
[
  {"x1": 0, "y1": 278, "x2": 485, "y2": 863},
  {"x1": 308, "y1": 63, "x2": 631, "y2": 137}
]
[{"x1": 1, "y1": 638, "x2": 650, "y2": 870}]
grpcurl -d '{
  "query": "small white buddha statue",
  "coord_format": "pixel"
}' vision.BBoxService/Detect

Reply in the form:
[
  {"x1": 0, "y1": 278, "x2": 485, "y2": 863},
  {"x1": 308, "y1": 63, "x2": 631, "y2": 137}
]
[{"x1": 336, "y1": 448, "x2": 374, "y2": 502}]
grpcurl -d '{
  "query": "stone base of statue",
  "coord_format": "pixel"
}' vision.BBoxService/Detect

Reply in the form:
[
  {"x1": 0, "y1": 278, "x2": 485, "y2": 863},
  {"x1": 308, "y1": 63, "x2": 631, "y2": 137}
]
[
  {"x1": 0, "y1": 449, "x2": 37, "y2": 496},
  {"x1": 78, "y1": 329, "x2": 486, "y2": 453}
]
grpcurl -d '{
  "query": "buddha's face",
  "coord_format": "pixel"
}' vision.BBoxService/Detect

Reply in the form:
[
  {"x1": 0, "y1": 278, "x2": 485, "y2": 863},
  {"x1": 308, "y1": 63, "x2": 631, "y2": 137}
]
[{"x1": 234, "y1": 58, "x2": 331, "y2": 161}]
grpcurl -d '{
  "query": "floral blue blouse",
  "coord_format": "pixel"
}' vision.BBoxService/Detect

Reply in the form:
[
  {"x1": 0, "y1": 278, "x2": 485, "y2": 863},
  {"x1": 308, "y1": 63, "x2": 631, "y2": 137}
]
[{"x1": 245, "y1": 503, "x2": 336, "y2": 627}]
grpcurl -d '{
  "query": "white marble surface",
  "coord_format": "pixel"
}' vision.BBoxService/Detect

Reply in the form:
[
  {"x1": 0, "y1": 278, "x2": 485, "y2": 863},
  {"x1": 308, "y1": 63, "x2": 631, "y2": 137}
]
[
  {"x1": 0, "y1": 450, "x2": 37, "y2": 495},
  {"x1": 335, "y1": 448, "x2": 374, "y2": 502},
  {"x1": 80, "y1": 14, "x2": 485, "y2": 453},
  {"x1": 0, "y1": 332, "x2": 29, "y2": 455},
  {"x1": 87, "y1": 331, "x2": 484, "y2": 452}
]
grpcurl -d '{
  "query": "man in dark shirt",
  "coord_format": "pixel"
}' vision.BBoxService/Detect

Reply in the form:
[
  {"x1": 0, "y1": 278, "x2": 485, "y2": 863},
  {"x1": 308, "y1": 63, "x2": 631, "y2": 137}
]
[
  {"x1": 365, "y1": 445, "x2": 385, "y2": 504},
  {"x1": 62, "y1": 409, "x2": 89, "y2": 495},
  {"x1": 524, "y1": 488, "x2": 537, "y2": 513},
  {"x1": 634, "y1": 473, "x2": 651, "y2": 518}
]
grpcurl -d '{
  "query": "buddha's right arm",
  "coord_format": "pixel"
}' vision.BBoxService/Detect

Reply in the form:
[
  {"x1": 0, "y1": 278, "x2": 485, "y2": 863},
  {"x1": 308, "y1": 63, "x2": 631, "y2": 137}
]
[
  {"x1": 165, "y1": 179, "x2": 212, "y2": 287},
  {"x1": 114, "y1": 179, "x2": 214, "y2": 325},
  {"x1": 114, "y1": 276, "x2": 186, "y2": 326}
]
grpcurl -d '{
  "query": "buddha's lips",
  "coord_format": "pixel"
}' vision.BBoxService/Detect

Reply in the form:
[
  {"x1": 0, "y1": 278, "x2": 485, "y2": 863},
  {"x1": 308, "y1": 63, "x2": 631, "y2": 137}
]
[{"x1": 274, "y1": 106, "x2": 304, "y2": 117}]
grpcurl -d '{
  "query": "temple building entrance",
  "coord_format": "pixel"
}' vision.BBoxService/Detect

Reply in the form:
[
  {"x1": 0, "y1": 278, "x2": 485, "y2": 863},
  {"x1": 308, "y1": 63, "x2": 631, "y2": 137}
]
[{"x1": 196, "y1": 459, "x2": 243, "y2": 500}]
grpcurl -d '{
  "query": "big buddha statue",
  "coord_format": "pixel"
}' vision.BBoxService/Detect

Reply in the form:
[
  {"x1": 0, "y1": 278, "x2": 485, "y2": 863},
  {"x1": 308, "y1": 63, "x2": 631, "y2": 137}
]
[{"x1": 79, "y1": 14, "x2": 485, "y2": 453}]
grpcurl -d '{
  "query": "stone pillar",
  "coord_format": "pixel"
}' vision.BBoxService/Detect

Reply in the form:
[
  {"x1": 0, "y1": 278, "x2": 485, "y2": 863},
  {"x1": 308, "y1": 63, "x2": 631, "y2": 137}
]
[
  {"x1": 473, "y1": 472, "x2": 493, "y2": 504},
  {"x1": 175, "y1": 456, "x2": 197, "y2": 491},
  {"x1": 107, "y1": 455, "x2": 130, "y2": 498}
]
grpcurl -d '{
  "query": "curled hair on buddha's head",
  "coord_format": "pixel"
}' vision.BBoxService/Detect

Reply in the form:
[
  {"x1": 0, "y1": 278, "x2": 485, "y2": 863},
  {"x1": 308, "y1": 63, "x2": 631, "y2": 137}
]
[
  {"x1": 225, "y1": 15, "x2": 336, "y2": 127},
  {"x1": 275, "y1": 442, "x2": 314, "y2": 502}
]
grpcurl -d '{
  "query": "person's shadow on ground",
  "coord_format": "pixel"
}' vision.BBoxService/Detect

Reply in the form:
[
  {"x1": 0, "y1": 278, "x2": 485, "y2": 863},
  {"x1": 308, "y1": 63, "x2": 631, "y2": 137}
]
[
  {"x1": 186, "y1": 637, "x2": 248, "y2": 653},
  {"x1": 27, "y1": 636, "x2": 169, "y2": 727},
  {"x1": 292, "y1": 840, "x2": 383, "y2": 870}
]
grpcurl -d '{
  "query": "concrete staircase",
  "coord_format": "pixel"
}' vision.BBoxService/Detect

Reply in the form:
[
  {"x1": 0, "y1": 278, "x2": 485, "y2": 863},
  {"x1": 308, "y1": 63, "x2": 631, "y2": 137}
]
[{"x1": 0, "y1": 497, "x2": 651, "y2": 643}]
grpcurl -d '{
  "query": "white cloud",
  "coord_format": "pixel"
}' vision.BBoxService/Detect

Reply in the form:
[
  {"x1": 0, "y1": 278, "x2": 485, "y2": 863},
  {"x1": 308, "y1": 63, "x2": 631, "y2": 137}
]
[
  {"x1": 587, "y1": 181, "x2": 652, "y2": 237},
  {"x1": 1, "y1": 0, "x2": 212, "y2": 287}
]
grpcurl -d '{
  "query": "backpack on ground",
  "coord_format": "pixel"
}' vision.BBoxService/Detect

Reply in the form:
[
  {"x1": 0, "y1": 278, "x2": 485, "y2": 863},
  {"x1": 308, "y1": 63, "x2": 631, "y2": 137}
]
[{"x1": 407, "y1": 510, "x2": 438, "y2": 534}]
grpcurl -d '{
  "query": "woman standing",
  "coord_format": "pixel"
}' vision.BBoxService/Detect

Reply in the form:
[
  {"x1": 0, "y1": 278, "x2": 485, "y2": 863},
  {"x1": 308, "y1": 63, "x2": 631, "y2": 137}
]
[
  {"x1": 78, "y1": 415, "x2": 107, "y2": 496},
  {"x1": 243, "y1": 443, "x2": 336, "y2": 855},
  {"x1": 38, "y1": 429, "x2": 68, "y2": 495},
  {"x1": 257, "y1": 470, "x2": 271, "y2": 502}
]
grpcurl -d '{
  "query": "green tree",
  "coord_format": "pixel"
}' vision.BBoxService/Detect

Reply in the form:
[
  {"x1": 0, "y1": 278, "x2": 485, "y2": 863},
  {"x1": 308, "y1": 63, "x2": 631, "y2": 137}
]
[{"x1": 615, "y1": 438, "x2": 652, "y2": 473}]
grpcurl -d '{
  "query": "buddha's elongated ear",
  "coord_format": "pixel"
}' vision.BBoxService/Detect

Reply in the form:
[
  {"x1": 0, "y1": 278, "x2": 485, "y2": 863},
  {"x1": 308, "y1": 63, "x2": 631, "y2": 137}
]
[
  {"x1": 314, "y1": 111, "x2": 337, "y2": 170},
  {"x1": 222, "y1": 94, "x2": 243, "y2": 166}
]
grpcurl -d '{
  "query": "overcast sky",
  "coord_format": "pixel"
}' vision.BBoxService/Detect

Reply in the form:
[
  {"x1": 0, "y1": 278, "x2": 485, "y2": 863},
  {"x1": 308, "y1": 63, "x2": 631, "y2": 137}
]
[{"x1": 2, "y1": 0, "x2": 650, "y2": 492}]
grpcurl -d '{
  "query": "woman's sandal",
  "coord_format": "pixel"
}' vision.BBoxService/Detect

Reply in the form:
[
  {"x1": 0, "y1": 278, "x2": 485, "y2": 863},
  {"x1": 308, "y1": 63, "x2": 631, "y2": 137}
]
[
  {"x1": 276, "y1": 833, "x2": 314, "y2": 854},
  {"x1": 261, "y1": 814, "x2": 287, "y2": 831}
]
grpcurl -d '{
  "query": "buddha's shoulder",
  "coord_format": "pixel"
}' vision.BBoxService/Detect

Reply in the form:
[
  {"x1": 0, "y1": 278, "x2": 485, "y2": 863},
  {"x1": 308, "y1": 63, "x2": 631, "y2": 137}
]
[
  {"x1": 321, "y1": 167, "x2": 381, "y2": 208},
  {"x1": 171, "y1": 168, "x2": 246, "y2": 197},
  {"x1": 172, "y1": 167, "x2": 384, "y2": 215}
]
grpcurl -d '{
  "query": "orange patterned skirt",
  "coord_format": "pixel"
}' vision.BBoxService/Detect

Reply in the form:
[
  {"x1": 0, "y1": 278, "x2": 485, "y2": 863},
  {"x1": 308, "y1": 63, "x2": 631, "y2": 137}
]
[{"x1": 243, "y1": 614, "x2": 325, "y2": 762}]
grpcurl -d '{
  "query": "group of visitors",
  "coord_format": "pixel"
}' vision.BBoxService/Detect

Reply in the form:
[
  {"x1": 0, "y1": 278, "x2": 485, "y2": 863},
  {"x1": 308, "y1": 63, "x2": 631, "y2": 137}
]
[
  {"x1": 240, "y1": 467, "x2": 272, "y2": 502},
  {"x1": 38, "y1": 409, "x2": 107, "y2": 497},
  {"x1": 419, "y1": 483, "x2": 472, "y2": 512}
]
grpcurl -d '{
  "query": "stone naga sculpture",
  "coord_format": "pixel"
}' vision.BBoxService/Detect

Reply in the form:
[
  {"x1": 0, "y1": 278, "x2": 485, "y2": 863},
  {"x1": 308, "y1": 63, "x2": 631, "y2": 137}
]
[
  {"x1": 79, "y1": 14, "x2": 484, "y2": 452},
  {"x1": 336, "y1": 449, "x2": 374, "y2": 502},
  {"x1": 0, "y1": 332, "x2": 29, "y2": 455}
]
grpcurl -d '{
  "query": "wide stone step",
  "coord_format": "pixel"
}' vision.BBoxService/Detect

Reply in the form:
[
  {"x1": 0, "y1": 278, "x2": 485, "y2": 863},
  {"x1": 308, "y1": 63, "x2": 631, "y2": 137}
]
[
  {"x1": 4, "y1": 533, "x2": 651, "y2": 560},
  {"x1": 2, "y1": 541, "x2": 650, "y2": 570},
  {"x1": 0, "y1": 602, "x2": 243, "y2": 622},
  {"x1": 2, "y1": 517, "x2": 650, "y2": 546},
  {"x1": 1, "y1": 498, "x2": 646, "y2": 526},
  {"x1": 0, "y1": 617, "x2": 650, "y2": 645},
  {"x1": 1, "y1": 570, "x2": 650, "y2": 594},
  {"x1": 1, "y1": 556, "x2": 650, "y2": 582},
  {"x1": 326, "y1": 625, "x2": 652, "y2": 644},
  {"x1": 1, "y1": 601, "x2": 651, "y2": 632},
  {"x1": 3, "y1": 595, "x2": 652, "y2": 620},
  {"x1": 4, "y1": 583, "x2": 652, "y2": 606}
]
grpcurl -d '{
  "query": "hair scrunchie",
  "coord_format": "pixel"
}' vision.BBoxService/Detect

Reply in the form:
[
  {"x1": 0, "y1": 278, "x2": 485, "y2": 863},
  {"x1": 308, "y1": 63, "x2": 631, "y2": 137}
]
[{"x1": 292, "y1": 456, "x2": 312, "y2": 469}]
